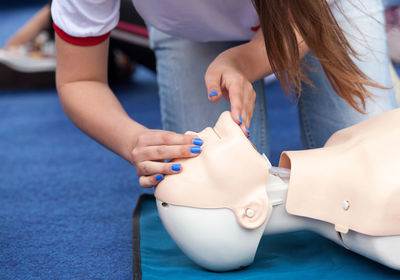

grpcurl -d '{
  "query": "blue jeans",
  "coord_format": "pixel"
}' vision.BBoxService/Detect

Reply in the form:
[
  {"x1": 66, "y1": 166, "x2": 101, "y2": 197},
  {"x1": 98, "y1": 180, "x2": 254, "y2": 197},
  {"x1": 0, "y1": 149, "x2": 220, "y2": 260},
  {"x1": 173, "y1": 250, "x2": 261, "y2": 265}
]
[
  {"x1": 385, "y1": 0, "x2": 400, "y2": 7},
  {"x1": 149, "y1": 0, "x2": 397, "y2": 154}
]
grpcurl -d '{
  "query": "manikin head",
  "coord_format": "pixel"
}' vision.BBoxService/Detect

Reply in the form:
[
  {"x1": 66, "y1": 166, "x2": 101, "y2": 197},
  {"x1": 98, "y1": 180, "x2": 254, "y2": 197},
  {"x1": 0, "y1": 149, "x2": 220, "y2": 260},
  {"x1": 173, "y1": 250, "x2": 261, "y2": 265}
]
[{"x1": 155, "y1": 111, "x2": 271, "y2": 271}]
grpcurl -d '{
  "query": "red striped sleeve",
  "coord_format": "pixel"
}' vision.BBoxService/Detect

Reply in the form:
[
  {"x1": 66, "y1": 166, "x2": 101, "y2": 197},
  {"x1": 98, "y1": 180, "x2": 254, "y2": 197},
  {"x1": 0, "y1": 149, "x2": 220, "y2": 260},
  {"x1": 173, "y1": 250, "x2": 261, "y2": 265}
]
[
  {"x1": 53, "y1": 23, "x2": 111, "y2": 46},
  {"x1": 115, "y1": 22, "x2": 149, "y2": 37},
  {"x1": 250, "y1": 25, "x2": 260, "y2": 32}
]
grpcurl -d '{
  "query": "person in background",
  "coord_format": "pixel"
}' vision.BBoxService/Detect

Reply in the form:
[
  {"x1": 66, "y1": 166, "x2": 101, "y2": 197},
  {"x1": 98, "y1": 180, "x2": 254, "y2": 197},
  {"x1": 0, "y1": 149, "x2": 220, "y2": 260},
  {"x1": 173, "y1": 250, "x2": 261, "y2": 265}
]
[{"x1": 0, "y1": 0, "x2": 155, "y2": 89}]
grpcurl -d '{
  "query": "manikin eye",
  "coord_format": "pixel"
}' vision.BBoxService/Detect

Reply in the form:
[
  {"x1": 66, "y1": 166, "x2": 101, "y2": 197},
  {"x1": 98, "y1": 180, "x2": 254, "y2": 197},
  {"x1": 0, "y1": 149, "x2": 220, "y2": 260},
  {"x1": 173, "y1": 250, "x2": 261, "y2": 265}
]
[{"x1": 161, "y1": 202, "x2": 169, "y2": 208}]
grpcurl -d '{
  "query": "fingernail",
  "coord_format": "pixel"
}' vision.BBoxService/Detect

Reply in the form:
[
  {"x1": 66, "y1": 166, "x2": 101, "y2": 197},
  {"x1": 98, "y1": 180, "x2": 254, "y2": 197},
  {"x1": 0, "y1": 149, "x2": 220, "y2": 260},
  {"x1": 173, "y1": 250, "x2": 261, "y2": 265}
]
[
  {"x1": 245, "y1": 126, "x2": 250, "y2": 136},
  {"x1": 192, "y1": 138, "x2": 203, "y2": 146},
  {"x1": 239, "y1": 115, "x2": 243, "y2": 124},
  {"x1": 190, "y1": 146, "x2": 201, "y2": 153},
  {"x1": 209, "y1": 91, "x2": 218, "y2": 97},
  {"x1": 171, "y1": 164, "x2": 181, "y2": 171},
  {"x1": 155, "y1": 174, "x2": 164, "y2": 181}
]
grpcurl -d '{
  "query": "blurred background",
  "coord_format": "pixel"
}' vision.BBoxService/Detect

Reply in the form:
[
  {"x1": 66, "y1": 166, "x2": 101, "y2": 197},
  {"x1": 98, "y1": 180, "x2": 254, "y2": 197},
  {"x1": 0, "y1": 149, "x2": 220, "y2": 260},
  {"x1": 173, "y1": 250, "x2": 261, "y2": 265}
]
[{"x1": 0, "y1": 0, "x2": 399, "y2": 279}]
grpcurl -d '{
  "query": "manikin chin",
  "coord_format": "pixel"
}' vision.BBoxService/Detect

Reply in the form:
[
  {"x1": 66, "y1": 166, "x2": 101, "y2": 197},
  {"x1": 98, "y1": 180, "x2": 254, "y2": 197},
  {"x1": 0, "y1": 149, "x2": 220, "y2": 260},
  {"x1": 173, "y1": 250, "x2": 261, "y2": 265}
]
[{"x1": 155, "y1": 111, "x2": 400, "y2": 272}]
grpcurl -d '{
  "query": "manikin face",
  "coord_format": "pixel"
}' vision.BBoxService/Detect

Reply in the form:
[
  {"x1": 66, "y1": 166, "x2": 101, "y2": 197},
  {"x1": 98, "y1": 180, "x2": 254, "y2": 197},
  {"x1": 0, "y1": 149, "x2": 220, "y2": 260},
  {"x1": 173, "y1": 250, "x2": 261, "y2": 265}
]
[{"x1": 155, "y1": 111, "x2": 271, "y2": 271}]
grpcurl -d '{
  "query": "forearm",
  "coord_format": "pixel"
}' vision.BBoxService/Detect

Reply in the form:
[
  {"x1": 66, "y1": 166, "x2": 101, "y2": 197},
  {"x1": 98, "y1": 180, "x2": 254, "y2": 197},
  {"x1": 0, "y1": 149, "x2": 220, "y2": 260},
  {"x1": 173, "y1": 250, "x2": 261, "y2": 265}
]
[
  {"x1": 219, "y1": 30, "x2": 309, "y2": 83},
  {"x1": 58, "y1": 81, "x2": 146, "y2": 162},
  {"x1": 55, "y1": 35, "x2": 145, "y2": 162},
  {"x1": 5, "y1": 4, "x2": 51, "y2": 48},
  {"x1": 54, "y1": 17, "x2": 200, "y2": 187}
]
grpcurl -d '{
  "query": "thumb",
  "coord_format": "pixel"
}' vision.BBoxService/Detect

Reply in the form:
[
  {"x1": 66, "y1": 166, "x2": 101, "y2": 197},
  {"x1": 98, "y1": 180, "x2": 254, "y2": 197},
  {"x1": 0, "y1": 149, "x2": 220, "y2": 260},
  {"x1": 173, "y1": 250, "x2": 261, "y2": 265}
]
[{"x1": 204, "y1": 70, "x2": 223, "y2": 102}]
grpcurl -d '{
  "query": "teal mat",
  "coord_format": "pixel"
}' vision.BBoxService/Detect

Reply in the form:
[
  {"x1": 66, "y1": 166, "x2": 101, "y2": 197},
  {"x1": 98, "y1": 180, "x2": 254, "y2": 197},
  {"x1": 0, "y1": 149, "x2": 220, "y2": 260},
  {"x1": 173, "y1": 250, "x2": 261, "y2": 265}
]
[{"x1": 133, "y1": 195, "x2": 400, "y2": 279}]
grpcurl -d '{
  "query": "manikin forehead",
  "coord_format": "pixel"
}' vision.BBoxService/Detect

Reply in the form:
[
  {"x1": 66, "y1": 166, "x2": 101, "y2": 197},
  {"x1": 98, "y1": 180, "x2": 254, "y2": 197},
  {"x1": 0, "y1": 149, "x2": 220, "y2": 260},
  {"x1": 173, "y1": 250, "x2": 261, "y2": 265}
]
[{"x1": 155, "y1": 111, "x2": 270, "y2": 230}]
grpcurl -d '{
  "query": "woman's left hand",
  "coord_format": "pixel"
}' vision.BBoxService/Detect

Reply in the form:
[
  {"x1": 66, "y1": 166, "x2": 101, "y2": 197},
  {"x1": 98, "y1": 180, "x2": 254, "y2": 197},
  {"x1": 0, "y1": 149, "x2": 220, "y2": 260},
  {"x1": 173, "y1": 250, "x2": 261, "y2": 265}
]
[{"x1": 204, "y1": 50, "x2": 256, "y2": 137}]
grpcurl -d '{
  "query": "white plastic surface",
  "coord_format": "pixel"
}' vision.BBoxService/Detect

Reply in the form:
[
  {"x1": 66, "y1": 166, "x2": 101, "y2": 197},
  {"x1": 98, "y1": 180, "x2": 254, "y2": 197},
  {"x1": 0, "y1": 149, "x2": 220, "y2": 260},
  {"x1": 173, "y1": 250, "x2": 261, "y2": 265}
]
[
  {"x1": 0, "y1": 49, "x2": 56, "y2": 72},
  {"x1": 156, "y1": 199, "x2": 266, "y2": 271}
]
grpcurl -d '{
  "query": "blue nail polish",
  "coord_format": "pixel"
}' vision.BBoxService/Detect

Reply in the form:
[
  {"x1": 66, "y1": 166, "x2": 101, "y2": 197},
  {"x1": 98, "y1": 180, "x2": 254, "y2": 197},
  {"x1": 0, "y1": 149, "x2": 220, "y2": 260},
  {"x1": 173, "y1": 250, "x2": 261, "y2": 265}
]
[
  {"x1": 209, "y1": 91, "x2": 218, "y2": 97},
  {"x1": 155, "y1": 174, "x2": 163, "y2": 181},
  {"x1": 171, "y1": 164, "x2": 181, "y2": 171},
  {"x1": 245, "y1": 126, "x2": 250, "y2": 133},
  {"x1": 239, "y1": 115, "x2": 243, "y2": 124},
  {"x1": 190, "y1": 146, "x2": 201, "y2": 153},
  {"x1": 192, "y1": 138, "x2": 203, "y2": 146}
]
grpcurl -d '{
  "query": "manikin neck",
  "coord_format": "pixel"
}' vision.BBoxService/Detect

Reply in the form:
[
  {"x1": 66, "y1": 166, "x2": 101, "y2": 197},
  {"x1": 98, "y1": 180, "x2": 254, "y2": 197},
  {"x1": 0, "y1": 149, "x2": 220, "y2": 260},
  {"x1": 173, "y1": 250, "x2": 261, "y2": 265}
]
[{"x1": 264, "y1": 167, "x2": 337, "y2": 241}]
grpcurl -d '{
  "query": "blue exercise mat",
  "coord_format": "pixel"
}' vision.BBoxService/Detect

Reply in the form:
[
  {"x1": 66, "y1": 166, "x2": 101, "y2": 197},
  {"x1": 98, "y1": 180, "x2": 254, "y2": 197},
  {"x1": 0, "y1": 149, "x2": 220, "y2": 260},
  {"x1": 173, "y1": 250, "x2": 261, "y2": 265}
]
[{"x1": 133, "y1": 195, "x2": 400, "y2": 280}]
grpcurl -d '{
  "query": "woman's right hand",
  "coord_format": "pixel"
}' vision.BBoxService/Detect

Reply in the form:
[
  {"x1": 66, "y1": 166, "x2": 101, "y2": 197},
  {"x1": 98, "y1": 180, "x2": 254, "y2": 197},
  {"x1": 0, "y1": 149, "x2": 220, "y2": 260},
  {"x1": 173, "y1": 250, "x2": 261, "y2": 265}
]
[{"x1": 130, "y1": 129, "x2": 203, "y2": 187}]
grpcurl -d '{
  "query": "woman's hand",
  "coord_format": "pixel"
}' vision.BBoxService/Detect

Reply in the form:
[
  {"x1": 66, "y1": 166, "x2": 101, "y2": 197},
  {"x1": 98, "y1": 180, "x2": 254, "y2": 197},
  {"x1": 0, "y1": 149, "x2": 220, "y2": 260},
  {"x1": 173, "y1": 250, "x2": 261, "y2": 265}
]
[
  {"x1": 130, "y1": 129, "x2": 203, "y2": 187},
  {"x1": 205, "y1": 51, "x2": 255, "y2": 136},
  {"x1": 205, "y1": 30, "x2": 274, "y2": 136}
]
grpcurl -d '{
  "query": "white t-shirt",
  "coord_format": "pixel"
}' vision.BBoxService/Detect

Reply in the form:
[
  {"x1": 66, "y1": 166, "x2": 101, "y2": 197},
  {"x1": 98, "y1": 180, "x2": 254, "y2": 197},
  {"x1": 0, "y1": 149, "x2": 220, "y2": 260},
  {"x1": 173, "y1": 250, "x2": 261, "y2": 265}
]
[{"x1": 51, "y1": 0, "x2": 260, "y2": 44}]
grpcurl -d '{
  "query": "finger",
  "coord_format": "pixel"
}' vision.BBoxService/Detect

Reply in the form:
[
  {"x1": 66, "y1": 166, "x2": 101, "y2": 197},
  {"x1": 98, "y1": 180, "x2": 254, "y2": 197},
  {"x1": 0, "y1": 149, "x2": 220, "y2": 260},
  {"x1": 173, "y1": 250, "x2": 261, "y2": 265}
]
[
  {"x1": 136, "y1": 161, "x2": 183, "y2": 176},
  {"x1": 240, "y1": 122, "x2": 251, "y2": 137},
  {"x1": 242, "y1": 88, "x2": 256, "y2": 127},
  {"x1": 139, "y1": 174, "x2": 164, "y2": 188},
  {"x1": 227, "y1": 82, "x2": 243, "y2": 125},
  {"x1": 136, "y1": 131, "x2": 203, "y2": 147},
  {"x1": 204, "y1": 70, "x2": 223, "y2": 102},
  {"x1": 240, "y1": 85, "x2": 256, "y2": 136},
  {"x1": 236, "y1": 114, "x2": 250, "y2": 136},
  {"x1": 135, "y1": 144, "x2": 202, "y2": 162}
]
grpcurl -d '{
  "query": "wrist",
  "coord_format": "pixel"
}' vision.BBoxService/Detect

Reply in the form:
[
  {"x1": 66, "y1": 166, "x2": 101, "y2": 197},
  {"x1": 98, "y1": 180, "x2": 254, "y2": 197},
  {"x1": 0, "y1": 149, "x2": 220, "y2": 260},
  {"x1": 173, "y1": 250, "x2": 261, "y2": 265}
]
[
  {"x1": 126, "y1": 125, "x2": 149, "y2": 163},
  {"x1": 223, "y1": 40, "x2": 272, "y2": 82},
  {"x1": 218, "y1": 47, "x2": 249, "y2": 79}
]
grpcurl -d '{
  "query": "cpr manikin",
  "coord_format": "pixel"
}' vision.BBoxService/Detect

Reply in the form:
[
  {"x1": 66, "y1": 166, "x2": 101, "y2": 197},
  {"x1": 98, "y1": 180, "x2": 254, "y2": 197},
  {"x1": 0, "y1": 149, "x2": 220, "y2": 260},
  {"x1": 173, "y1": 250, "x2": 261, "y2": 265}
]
[{"x1": 155, "y1": 110, "x2": 400, "y2": 271}]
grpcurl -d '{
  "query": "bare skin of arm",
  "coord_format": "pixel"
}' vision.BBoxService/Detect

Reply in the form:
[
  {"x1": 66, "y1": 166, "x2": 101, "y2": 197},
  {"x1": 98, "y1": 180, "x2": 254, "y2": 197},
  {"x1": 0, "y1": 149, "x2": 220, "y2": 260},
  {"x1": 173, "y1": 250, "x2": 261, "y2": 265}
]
[
  {"x1": 205, "y1": 29, "x2": 309, "y2": 132},
  {"x1": 56, "y1": 35, "x2": 201, "y2": 187},
  {"x1": 5, "y1": 4, "x2": 51, "y2": 48}
]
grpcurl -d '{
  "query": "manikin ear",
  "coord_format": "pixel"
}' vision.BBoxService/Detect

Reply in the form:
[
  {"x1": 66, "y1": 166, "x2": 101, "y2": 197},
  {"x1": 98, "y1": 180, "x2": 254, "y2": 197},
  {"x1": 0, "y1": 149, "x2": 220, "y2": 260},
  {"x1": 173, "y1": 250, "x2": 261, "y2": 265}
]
[{"x1": 232, "y1": 188, "x2": 271, "y2": 230}]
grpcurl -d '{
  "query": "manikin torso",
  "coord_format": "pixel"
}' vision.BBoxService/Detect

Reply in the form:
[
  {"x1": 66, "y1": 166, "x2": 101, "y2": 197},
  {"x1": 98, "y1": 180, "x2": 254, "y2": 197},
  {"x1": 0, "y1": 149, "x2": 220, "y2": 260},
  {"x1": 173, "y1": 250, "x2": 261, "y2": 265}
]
[{"x1": 155, "y1": 111, "x2": 400, "y2": 272}]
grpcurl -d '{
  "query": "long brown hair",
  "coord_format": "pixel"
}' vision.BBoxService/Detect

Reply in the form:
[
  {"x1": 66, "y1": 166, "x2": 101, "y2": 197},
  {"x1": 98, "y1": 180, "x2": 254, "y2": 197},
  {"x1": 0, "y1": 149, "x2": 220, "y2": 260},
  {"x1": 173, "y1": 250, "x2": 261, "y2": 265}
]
[{"x1": 252, "y1": 0, "x2": 383, "y2": 112}]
